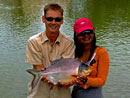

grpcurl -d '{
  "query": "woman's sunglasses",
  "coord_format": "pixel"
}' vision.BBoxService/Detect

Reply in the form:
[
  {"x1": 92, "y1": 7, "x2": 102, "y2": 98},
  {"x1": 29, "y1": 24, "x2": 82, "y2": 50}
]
[
  {"x1": 76, "y1": 30, "x2": 94, "y2": 36},
  {"x1": 45, "y1": 17, "x2": 63, "y2": 22}
]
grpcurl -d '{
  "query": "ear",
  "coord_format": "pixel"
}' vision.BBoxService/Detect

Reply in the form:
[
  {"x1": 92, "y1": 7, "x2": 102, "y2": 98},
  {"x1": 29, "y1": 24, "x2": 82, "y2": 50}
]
[
  {"x1": 61, "y1": 17, "x2": 64, "y2": 24},
  {"x1": 42, "y1": 16, "x2": 45, "y2": 23}
]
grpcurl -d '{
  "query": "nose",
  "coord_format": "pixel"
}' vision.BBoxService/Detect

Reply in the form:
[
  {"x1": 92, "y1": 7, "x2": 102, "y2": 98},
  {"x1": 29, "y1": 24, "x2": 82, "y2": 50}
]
[{"x1": 51, "y1": 19, "x2": 56, "y2": 24}]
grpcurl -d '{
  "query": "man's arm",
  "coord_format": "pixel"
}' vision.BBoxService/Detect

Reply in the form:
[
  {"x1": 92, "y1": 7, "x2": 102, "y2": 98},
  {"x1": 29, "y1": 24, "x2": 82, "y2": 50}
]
[
  {"x1": 26, "y1": 39, "x2": 43, "y2": 67},
  {"x1": 33, "y1": 64, "x2": 50, "y2": 83},
  {"x1": 33, "y1": 64, "x2": 45, "y2": 70}
]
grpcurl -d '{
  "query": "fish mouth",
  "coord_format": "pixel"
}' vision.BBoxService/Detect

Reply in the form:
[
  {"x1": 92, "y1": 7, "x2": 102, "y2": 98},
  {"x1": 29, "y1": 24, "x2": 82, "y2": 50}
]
[{"x1": 80, "y1": 68, "x2": 91, "y2": 76}]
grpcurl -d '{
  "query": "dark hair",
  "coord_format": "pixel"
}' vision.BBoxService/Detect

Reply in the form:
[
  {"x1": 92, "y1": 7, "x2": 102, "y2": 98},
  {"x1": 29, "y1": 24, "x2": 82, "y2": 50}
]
[
  {"x1": 74, "y1": 31, "x2": 97, "y2": 61},
  {"x1": 44, "y1": 3, "x2": 64, "y2": 16}
]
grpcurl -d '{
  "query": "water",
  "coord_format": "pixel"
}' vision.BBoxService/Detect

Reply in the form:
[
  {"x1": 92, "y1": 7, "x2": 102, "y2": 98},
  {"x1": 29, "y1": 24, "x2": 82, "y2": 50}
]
[{"x1": 0, "y1": 0, "x2": 130, "y2": 98}]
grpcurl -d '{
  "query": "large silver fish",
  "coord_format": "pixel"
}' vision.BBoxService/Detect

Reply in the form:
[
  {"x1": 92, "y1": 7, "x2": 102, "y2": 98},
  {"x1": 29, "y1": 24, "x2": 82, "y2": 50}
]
[{"x1": 26, "y1": 53, "x2": 96, "y2": 89}]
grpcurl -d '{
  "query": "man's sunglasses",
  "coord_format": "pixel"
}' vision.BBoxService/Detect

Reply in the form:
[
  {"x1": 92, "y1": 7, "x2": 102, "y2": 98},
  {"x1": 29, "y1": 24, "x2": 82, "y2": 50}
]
[
  {"x1": 76, "y1": 30, "x2": 94, "y2": 36},
  {"x1": 45, "y1": 17, "x2": 63, "y2": 22}
]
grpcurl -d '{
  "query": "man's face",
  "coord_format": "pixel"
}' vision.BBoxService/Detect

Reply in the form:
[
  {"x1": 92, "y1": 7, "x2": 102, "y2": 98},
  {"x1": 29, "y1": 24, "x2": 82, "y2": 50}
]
[{"x1": 42, "y1": 10, "x2": 63, "y2": 34}]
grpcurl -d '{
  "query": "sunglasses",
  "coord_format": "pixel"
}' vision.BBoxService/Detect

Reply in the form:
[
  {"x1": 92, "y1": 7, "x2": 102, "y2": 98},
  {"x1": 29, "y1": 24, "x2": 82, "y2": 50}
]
[
  {"x1": 76, "y1": 30, "x2": 94, "y2": 36},
  {"x1": 45, "y1": 17, "x2": 63, "y2": 22}
]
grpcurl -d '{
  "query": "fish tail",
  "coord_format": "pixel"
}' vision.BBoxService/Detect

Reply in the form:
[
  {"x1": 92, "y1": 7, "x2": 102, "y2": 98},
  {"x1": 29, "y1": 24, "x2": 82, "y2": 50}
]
[{"x1": 26, "y1": 69, "x2": 41, "y2": 89}]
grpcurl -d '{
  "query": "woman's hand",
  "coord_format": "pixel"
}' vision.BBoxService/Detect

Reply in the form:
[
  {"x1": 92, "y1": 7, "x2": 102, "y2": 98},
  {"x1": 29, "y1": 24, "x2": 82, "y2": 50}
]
[{"x1": 74, "y1": 75, "x2": 88, "y2": 86}]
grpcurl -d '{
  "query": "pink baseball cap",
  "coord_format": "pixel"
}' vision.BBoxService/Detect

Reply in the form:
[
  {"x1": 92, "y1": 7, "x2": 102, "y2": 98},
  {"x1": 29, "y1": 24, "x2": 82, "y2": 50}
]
[{"x1": 74, "y1": 18, "x2": 94, "y2": 34}]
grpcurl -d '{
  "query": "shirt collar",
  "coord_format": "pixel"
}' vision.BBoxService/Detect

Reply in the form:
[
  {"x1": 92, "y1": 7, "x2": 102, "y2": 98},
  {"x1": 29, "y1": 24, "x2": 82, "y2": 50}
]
[{"x1": 41, "y1": 32, "x2": 62, "y2": 44}]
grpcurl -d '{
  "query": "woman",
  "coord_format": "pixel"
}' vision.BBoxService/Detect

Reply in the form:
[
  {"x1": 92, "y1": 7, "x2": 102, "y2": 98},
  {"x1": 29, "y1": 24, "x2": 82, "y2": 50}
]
[{"x1": 72, "y1": 18, "x2": 110, "y2": 98}]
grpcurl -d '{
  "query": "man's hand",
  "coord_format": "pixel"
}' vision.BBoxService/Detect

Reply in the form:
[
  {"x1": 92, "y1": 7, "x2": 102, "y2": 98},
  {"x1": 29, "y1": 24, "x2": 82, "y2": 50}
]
[
  {"x1": 41, "y1": 75, "x2": 54, "y2": 90},
  {"x1": 33, "y1": 64, "x2": 52, "y2": 84},
  {"x1": 33, "y1": 64, "x2": 45, "y2": 70}
]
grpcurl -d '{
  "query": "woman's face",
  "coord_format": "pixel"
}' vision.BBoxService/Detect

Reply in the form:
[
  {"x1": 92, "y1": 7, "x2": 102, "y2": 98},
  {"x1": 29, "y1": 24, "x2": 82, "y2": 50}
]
[{"x1": 76, "y1": 33, "x2": 94, "y2": 44}]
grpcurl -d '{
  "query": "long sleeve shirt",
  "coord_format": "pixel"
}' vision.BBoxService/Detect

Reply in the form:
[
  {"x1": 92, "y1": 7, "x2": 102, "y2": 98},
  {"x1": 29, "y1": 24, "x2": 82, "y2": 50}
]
[{"x1": 81, "y1": 47, "x2": 110, "y2": 89}]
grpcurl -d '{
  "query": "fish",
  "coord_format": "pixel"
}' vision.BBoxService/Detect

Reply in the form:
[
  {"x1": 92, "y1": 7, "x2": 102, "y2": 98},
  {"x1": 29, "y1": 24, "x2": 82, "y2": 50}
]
[{"x1": 26, "y1": 53, "x2": 96, "y2": 89}]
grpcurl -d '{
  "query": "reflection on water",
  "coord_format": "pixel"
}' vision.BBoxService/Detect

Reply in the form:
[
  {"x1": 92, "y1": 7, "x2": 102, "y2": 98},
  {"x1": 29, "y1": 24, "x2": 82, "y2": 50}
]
[{"x1": 0, "y1": 0, "x2": 130, "y2": 98}]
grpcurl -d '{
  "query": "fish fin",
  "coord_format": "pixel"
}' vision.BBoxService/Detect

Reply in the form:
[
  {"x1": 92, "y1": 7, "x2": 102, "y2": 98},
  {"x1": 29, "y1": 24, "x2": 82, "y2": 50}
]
[
  {"x1": 85, "y1": 53, "x2": 96, "y2": 66},
  {"x1": 51, "y1": 59, "x2": 62, "y2": 65},
  {"x1": 26, "y1": 69, "x2": 41, "y2": 89}
]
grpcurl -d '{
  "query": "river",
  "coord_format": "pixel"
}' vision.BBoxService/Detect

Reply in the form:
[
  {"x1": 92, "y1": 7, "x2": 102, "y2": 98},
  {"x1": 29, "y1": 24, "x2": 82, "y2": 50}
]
[{"x1": 0, "y1": 0, "x2": 130, "y2": 98}]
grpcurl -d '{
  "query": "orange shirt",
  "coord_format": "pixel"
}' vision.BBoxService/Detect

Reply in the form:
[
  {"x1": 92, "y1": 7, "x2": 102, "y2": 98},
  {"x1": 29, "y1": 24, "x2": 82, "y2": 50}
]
[{"x1": 81, "y1": 47, "x2": 110, "y2": 89}]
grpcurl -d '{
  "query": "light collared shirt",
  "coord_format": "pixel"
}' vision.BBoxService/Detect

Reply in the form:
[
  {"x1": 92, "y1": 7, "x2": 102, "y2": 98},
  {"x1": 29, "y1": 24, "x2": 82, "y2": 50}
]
[{"x1": 26, "y1": 32, "x2": 75, "y2": 98}]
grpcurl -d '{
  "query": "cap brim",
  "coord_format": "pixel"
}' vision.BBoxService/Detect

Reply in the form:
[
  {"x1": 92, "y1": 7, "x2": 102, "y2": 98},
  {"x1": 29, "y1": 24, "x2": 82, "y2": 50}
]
[{"x1": 76, "y1": 27, "x2": 94, "y2": 34}]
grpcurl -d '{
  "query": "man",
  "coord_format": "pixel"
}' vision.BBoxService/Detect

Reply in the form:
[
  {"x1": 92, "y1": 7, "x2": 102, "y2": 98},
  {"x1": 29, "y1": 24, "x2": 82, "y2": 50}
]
[{"x1": 26, "y1": 3, "x2": 74, "y2": 98}]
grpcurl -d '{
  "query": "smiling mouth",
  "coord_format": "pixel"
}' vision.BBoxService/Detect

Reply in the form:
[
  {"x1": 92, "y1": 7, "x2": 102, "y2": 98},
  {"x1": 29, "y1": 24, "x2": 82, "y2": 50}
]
[
  {"x1": 50, "y1": 24, "x2": 57, "y2": 29},
  {"x1": 83, "y1": 38, "x2": 89, "y2": 41}
]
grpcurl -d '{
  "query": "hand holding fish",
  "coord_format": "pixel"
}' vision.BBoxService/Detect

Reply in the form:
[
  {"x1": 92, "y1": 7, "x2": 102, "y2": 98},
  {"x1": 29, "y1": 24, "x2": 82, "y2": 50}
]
[
  {"x1": 56, "y1": 82, "x2": 73, "y2": 87},
  {"x1": 75, "y1": 76, "x2": 88, "y2": 86},
  {"x1": 41, "y1": 75, "x2": 51, "y2": 83},
  {"x1": 72, "y1": 70, "x2": 90, "y2": 86}
]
